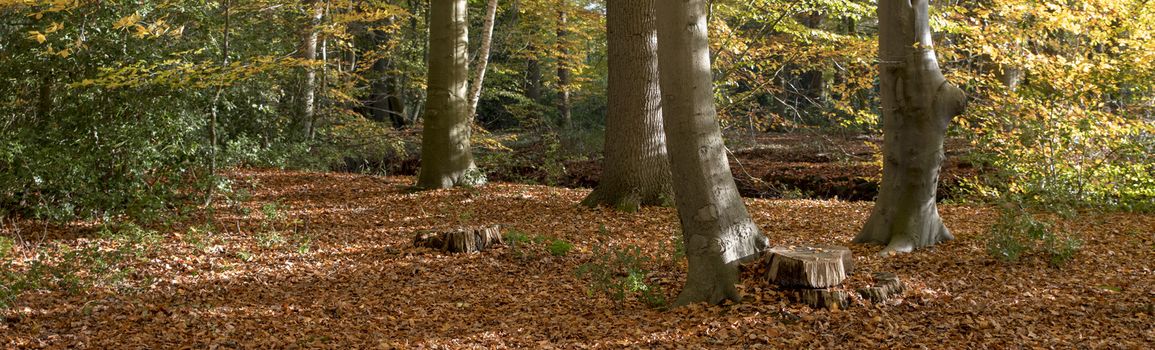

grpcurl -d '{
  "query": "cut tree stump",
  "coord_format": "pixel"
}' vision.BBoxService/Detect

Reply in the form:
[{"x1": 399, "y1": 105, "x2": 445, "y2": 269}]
[
  {"x1": 857, "y1": 272, "x2": 904, "y2": 303},
  {"x1": 792, "y1": 289, "x2": 850, "y2": 310},
  {"x1": 766, "y1": 245, "x2": 854, "y2": 289},
  {"x1": 413, "y1": 225, "x2": 503, "y2": 253}
]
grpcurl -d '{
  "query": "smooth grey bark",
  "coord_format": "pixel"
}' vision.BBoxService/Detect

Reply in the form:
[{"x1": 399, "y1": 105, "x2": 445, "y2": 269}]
[
  {"x1": 297, "y1": 0, "x2": 324, "y2": 141},
  {"x1": 855, "y1": 0, "x2": 966, "y2": 254},
  {"x1": 556, "y1": 10, "x2": 572, "y2": 128},
  {"x1": 417, "y1": 0, "x2": 482, "y2": 189},
  {"x1": 581, "y1": 0, "x2": 672, "y2": 211},
  {"x1": 655, "y1": 0, "x2": 770, "y2": 306},
  {"x1": 466, "y1": 0, "x2": 499, "y2": 119}
]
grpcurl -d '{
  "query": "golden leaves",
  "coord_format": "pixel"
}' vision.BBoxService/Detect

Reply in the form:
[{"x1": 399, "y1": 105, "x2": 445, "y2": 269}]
[
  {"x1": 25, "y1": 30, "x2": 45, "y2": 44},
  {"x1": 112, "y1": 13, "x2": 141, "y2": 30}
]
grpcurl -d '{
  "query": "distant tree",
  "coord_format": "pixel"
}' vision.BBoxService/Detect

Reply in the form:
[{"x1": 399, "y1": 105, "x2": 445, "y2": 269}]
[
  {"x1": 655, "y1": 0, "x2": 770, "y2": 306},
  {"x1": 466, "y1": 0, "x2": 499, "y2": 119},
  {"x1": 367, "y1": 16, "x2": 409, "y2": 128},
  {"x1": 854, "y1": 0, "x2": 966, "y2": 253},
  {"x1": 556, "y1": 8, "x2": 572, "y2": 128},
  {"x1": 296, "y1": 0, "x2": 325, "y2": 141},
  {"x1": 417, "y1": 0, "x2": 483, "y2": 189},
  {"x1": 580, "y1": 0, "x2": 672, "y2": 211}
]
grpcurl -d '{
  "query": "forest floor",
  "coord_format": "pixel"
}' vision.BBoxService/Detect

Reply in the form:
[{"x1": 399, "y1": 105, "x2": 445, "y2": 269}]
[{"x1": 1, "y1": 169, "x2": 1153, "y2": 348}]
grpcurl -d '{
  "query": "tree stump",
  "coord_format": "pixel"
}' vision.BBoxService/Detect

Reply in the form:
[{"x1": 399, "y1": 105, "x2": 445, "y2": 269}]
[
  {"x1": 792, "y1": 289, "x2": 850, "y2": 310},
  {"x1": 857, "y1": 272, "x2": 904, "y2": 303},
  {"x1": 413, "y1": 225, "x2": 503, "y2": 253},
  {"x1": 766, "y1": 245, "x2": 854, "y2": 288}
]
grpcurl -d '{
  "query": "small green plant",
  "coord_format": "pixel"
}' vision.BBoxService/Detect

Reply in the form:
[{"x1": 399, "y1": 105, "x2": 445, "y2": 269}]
[
  {"x1": 1044, "y1": 234, "x2": 1083, "y2": 267},
  {"x1": 456, "y1": 210, "x2": 475, "y2": 225},
  {"x1": 987, "y1": 226, "x2": 1028, "y2": 262},
  {"x1": 576, "y1": 244, "x2": 666, "y2": 308},
  {"x1": 504, "y1": 229, "x2": 531, "y2": 245},
  {"x1": 185, "y1": 224, "x2": 215, "y2": 252},
  {"x1": 236, "y1": 251, "x2": 255, "y2": 262},
  {"x1": 293, "y1": 233, "x2": 313, "y2": 254},
  {"x1": 0, "y1": 236, "x2": 13, "y2": 259},
  {"x1": 257, "y1": 232, "x2": 287, "y2": 248},
  {"x1": 541, "y1": 133, "x2": 568, "y2": 186},
  {"x1": 1, "y1": 228, "x2": 148, "y2": 308},
  {"x1": 260, "y1": 201, "x2": 283, "y2": 223},
  {"x1": 503, "y1": 229, "x2": 534, "y2": 259},
  {"x1": 547, "y1": 238, "x2": 573, "y2": 257},
  {"x1": 986, "y1": 207, "x2": 1082, "y2": 267}
]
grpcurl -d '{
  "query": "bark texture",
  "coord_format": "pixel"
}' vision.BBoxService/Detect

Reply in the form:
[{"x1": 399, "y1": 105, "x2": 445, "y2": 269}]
[
  {"x1": 413, "y1": 225, "x2": 503, "y2": 253},
  {"x1": 855, "y1": 0, "x2": 966, "y2": 254},
  {"x1": 766, "y1": 245, "x2": 853, "y2": 289},
  {"x1": 655, "y1": 0, "x2": 770, "y2": 307},
  {"x1": 297, "y1": 0, "x2": 324, "y2": 141},
  {"x1": 466, "y1": 0, "x2": 499, "y2": 119},
  {"x1": 580, "y1": 0, "x2": 672, "y2": 211},
  {"x1": 857, "y1": 271, "x2": 905, "y2": 303},
  {"x1": 417, "y1": 0, "x2": 482, "y2": 189}
]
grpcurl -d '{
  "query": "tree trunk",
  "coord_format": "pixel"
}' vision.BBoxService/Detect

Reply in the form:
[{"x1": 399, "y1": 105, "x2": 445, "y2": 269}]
[
  {"x1": 525, "y1": 56, "x2": 542, "y2": 102},
  {"x1": 581, "y1": 0, "x2": 672, "y2": 211},
  {"x1": 369, "y1": 19, "x2": 408, "y2": 128},
  {"x1": 297, "y1": 0, "x2": 325, "y2": 141},
  {"x1": 36, "y1": 74, "x2": 52, "y2": 120},
  {"x1": 655, "y1": 0, "x2": 770, "y2": 307},
  {"x1": 417, "y1": 0, "x2": 482, "y2": 189},
  {"x1": 556, "y1": 10, "x2": 572, "y2": 129},
  {"x1": 854, "y1": 0, "x2": 966, "y2": 254},
  {"x1": 466, "y1": 0, "x2": 499, "y2": 119}
]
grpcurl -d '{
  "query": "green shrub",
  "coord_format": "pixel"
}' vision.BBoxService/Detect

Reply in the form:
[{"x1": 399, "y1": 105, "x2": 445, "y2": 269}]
[
  {"x1": 985, "y1": 208, "x2": 1082, "y2": 267},
  {"x1": 256, "y1": 232, "x2": 287, "y2": 249},
  {"x1": 1, "y1": 223, "x2": 154, "y2": 309},
  {"x1": 576, "y1": 244, "x2": 666, "y2": 308},
  {"x1": 547, "y1": 238, "x2": 573, "y2": 257},
  {"x1": 504, "y1": 230, "x2": 531, "y2": 245},
  {"x1": 0, "y1": 236, "x2": 12, "y2": 260}
]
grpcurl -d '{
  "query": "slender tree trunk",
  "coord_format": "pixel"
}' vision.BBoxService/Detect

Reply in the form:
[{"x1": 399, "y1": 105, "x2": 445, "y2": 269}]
[
  {"x1": 581, "y1": 0, "x2": 672, "y2": 211},
  {"x1": 207, "y1": 0, "x2": 230, "y2": 206},
  {"x1": 655, "y1": 0, "x2": 770, "y2": 306},
  {"x1": 556, "y1": 9, "x2": 572, "y2": 128},
  {"x1": 417, "y1": 0, "x2": 482, "y2": 189},
  {"x1": 466, "y1": 0, "x2": 499, "y2": 119},
  {"x1": 368, "y1": 19, "x2": 408, "y2": 128},
  {"x1": 525, "y1": 56, "x2": 542, "y2": 102},
  {"x1": 298, "y1": 0, "x2": 324, "y2": 141},
  {"x1": 855, "y1": 0, "x2": 967, "y2": 254},
  {"x1": 36, "y1": 74, "x2": 52, "y2": 120}
]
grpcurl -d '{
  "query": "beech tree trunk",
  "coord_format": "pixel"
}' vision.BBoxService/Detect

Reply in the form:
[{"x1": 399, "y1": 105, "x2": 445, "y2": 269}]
[
  {"x1": 466, "y1": 0, "x2": 499, "y2": 119},
  {"x1": 297, "y1": 0, "x2": 325, "y2": 141},
  {"x1": 855, "y1": 0, "x2": 966, "y2": 254},
  {"x1": 656, "y1": 0, "x2": 770, "y2": 306},
  {"x1": 580, "y1": 0, "x2": 672, "y2": 211},
  {"x1": 417, "y1": 0, "x2": 482, "y2": 189},
  {"x1": 556, "y1": 10, "x2": 572, "y2": 128}
]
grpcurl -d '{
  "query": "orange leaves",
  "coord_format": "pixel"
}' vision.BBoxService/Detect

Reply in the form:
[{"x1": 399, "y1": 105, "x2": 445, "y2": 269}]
[{"x1": 2, "y1": 166, "x2": 1153, "y2": 347}]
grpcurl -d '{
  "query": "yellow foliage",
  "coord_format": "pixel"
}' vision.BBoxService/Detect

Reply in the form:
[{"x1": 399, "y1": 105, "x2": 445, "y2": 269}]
[
  {"x1": 113, "y1": 13, "x2": 141, "y2": 30},
  {"x1": 26, "y1": 30, "x2": 46, "y2": 44}
]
